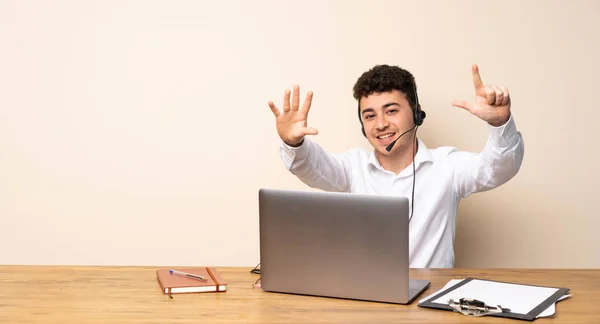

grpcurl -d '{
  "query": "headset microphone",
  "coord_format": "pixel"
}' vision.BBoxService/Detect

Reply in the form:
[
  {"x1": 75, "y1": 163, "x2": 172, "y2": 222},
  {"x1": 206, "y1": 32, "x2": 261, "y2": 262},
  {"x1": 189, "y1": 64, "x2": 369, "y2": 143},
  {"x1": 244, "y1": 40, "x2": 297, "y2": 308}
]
[{"x1": 385, "y1": 125, "x2": 417, "y2": 152}]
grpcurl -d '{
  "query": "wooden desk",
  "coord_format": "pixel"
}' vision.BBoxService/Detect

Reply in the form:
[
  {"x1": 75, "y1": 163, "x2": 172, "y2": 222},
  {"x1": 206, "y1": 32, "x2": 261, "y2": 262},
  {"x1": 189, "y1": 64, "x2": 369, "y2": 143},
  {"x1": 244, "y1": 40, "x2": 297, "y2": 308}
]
[{"x1": 0, "y1": 266, "x2": 598, "y2": 323}]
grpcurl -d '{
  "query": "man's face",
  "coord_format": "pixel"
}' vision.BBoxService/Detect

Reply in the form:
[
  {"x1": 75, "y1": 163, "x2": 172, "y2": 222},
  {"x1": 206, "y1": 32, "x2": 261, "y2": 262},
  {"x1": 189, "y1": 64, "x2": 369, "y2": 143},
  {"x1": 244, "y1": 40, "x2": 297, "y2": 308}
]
[{"x1": 359, "y1": 90, "x2": 415, "y2": 156}]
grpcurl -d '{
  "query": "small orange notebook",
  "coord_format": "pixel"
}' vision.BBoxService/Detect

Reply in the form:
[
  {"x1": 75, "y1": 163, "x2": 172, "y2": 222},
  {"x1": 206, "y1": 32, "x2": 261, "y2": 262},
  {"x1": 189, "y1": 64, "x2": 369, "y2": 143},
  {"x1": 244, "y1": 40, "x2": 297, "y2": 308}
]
[{"x1": 156, "y1": 267, "x2": 227, "y2": 297}]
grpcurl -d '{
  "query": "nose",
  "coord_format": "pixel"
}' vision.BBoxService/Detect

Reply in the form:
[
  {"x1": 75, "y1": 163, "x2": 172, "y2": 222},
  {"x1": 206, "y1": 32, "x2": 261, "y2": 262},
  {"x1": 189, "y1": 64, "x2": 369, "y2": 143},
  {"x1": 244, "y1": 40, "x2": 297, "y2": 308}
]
[{"x1": 375, "y1": 114, "x2": 389, "y2": 131}]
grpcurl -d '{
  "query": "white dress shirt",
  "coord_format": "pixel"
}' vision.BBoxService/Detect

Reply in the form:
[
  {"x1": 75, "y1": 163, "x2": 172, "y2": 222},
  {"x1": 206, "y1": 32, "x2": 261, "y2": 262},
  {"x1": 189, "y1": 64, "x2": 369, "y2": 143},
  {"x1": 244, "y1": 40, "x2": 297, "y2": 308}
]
[{"x1": 279, "y1": 115, "x2": 524, "y2": 268}]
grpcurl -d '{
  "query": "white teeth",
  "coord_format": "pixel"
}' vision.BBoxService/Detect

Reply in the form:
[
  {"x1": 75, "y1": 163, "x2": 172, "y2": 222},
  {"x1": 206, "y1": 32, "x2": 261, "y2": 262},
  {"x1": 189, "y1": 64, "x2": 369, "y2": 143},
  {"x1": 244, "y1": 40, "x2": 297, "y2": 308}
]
[{"x1": 378, "y1": 134, "x2": 394, "y2": 139}]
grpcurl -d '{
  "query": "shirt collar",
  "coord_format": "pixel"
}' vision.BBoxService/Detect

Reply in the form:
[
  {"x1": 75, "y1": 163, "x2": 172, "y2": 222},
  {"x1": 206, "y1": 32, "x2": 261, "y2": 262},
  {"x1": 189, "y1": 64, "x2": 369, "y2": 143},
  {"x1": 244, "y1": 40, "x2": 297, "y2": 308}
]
[{"x1": 367, "y1": 138, "x2": 434, "y2": 175}]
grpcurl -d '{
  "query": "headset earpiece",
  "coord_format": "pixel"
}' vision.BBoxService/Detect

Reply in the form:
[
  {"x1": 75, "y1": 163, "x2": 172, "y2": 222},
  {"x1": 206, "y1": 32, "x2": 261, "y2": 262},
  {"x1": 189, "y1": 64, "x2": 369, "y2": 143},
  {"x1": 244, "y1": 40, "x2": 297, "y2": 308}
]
[
  {"x1": 414, "y1": 108, "x2": 426, "y2": 126},
  {"x1": 412, "y1": 84, "x2": 426, "y2": 127}
]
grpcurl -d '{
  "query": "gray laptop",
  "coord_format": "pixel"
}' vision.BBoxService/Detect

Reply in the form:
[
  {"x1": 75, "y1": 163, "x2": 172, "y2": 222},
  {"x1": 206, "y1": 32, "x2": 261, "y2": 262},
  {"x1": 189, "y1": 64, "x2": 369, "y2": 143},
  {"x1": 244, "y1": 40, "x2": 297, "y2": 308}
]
[{"x1": 258, "y1": 188, "x2": 430, "y2": 304}]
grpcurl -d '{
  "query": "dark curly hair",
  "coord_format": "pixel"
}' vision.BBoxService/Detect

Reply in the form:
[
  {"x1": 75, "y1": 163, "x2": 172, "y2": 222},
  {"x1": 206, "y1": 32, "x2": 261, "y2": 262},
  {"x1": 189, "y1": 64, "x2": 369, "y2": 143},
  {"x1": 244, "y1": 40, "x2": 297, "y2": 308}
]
[{"x1": 352, "y1": 64, "x2": 417, "y2": 110}]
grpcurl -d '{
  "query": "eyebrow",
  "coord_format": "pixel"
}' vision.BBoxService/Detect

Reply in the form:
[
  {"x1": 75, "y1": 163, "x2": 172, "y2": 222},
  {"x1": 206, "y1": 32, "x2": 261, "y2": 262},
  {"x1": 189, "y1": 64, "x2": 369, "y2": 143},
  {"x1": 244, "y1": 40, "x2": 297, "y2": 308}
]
[{"x1": 361, "y1": 102, "x2": 401, "y2": 116}]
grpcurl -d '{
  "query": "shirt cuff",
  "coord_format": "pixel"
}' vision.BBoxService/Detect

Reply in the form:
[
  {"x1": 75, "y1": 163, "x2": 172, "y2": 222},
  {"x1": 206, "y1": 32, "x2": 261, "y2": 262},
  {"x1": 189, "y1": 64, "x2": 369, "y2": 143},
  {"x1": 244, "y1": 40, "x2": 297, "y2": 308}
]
[
  {"x1": 487, "y1": 114, "x2": 519, "y2": 148},
  {"x1": 280, "y1": 138, "x2": 310, "y2": 167}
]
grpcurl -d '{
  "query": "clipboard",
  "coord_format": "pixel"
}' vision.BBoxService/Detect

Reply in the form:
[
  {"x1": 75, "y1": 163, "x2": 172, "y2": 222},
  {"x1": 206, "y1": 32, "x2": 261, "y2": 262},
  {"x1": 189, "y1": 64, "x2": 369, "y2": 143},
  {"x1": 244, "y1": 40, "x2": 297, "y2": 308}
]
[{"x1": 418, "y1": 277, "x2": 570, "y2": 321}]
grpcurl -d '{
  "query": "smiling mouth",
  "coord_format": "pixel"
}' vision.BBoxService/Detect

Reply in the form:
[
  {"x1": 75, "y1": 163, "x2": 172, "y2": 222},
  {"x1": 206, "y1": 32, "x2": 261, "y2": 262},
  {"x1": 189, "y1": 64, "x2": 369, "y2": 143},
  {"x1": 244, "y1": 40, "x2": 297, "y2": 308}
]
[{"x1": 377, "y1": 133, "x2": 396, "y2": 140}]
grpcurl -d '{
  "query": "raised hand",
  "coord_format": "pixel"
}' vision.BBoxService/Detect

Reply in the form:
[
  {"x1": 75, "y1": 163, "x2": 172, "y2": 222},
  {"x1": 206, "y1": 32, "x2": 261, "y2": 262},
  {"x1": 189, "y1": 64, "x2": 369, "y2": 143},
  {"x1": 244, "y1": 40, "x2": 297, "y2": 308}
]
[
  {"x1": 452, "y1": 64, "x2": 511, "y2": 127},
  {"x1": 268, "y1": 85, "x2": 318, "y2": 147}
]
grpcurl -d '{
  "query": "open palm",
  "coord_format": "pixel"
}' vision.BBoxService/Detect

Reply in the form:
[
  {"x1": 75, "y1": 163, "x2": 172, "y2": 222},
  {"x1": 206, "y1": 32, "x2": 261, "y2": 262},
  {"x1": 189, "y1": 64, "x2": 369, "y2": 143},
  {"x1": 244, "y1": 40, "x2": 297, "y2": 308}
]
[{"x1": 268, "y1": 85, "x2": 318, "y2": 146}]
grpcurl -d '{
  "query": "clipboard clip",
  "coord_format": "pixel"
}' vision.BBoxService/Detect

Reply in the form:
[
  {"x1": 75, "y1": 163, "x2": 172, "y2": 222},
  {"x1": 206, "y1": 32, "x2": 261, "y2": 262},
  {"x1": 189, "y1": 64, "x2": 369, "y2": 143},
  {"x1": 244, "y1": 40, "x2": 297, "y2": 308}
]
[{"x1": 448, "y1": 298, "x2": 511, "y2": 317}]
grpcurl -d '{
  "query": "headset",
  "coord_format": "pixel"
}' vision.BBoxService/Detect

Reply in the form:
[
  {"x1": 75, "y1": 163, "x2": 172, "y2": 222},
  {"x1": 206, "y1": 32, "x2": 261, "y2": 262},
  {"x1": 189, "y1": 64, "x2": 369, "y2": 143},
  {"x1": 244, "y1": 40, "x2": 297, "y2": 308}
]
[{"x1": 356, "y1": 83, "x2": 426, "y2": 221}]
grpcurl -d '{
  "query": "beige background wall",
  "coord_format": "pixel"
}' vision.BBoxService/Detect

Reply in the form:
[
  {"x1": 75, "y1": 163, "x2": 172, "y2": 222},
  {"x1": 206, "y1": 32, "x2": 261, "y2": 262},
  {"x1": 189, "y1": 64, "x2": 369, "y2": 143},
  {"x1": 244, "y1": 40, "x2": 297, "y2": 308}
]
[{"x1": 1, "y1": 0, "x2": 598, "y2": 268}]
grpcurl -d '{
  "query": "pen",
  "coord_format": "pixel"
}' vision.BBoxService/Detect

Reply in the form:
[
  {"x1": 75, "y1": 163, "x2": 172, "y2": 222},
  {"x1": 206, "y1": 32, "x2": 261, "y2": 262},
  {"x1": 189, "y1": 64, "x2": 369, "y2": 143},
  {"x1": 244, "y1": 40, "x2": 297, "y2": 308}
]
[{"x1": 169, "y1": 269, "x2": 208, "y2": 281}]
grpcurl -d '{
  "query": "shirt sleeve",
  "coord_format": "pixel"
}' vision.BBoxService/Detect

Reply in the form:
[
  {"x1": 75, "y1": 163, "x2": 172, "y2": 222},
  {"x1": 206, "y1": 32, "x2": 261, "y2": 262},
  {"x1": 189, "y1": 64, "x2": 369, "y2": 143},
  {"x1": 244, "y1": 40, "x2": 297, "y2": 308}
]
[
  {"x1": 450, "y1": 114, "x2": 525, "y2": 198},
  {"x1": 279, "y1": 138, "x2": 352, "y2": 192}
]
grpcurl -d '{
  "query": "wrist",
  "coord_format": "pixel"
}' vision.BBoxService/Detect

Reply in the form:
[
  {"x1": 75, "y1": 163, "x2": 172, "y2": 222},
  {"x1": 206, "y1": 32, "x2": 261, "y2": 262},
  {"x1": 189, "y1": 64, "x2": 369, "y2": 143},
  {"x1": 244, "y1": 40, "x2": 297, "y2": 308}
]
[
  {"x1": 284, "y1": 138, "x2": 304, "y2": 148},
  {"x1": 488, "y1": 112, "x2": 511, "y2": 127}
]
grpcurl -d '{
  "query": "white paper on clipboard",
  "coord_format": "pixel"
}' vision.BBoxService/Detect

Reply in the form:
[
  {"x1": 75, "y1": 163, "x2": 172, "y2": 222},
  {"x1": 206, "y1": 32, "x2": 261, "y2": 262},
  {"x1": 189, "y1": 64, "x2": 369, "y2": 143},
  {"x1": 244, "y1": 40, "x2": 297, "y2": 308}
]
[{"x1": 419, "y1": 279, "x2": 571, "y2": 318}]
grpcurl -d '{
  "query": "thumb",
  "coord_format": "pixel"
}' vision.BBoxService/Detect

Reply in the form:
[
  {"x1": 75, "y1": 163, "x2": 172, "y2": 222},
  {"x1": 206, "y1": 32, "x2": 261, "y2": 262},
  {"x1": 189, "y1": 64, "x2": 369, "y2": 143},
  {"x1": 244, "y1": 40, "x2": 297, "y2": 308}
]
[
  {"x1": 303, "y1": 127, "x2": 319, "y2": 136},
  {"x1": 452, "y1": 100, "x2": 473, "y2": 112}
]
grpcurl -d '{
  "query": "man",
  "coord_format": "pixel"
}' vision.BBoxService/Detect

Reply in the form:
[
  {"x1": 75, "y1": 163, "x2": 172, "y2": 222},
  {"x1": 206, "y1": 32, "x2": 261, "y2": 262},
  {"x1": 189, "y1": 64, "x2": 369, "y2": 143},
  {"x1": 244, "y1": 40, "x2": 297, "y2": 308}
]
[{"x1": 267, "y1": 64, "x2": 524, "y2": 268}]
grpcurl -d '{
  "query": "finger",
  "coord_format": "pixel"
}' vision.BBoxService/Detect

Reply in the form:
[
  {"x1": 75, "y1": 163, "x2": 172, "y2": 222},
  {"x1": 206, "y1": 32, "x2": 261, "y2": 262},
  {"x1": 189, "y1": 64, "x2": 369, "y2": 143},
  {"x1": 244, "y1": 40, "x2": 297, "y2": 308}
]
[
  {"x1": 492, "y1": 85, "x2": 503, "y2": 106},
  {"x1": 472, "y1": 64, "x2": 485, "y2": 93},
  {"x1": 268, "y1": 100, "x2": 281, "y2": 117},
  {"x1": 291, "y1": 85, "x2": 300, "y2": 111},
  {"x1": 452, "y1": 100, "x2": 473, "y2": 112},
  {"x1": 283, "y1": 89, "x2": 291, "y2": 112},
  {"x1": 484, "y1": 85, "x2": 496, "y2": 105},
  {"x1": 302, "y1": 126, "x2": 319, "y2": 136},
  {"x1": 301, "y1": 91, "x2": 313, "y2": 114},
  {"x1": 499, "y1": 85, "x2": 510, "y2": 106}
]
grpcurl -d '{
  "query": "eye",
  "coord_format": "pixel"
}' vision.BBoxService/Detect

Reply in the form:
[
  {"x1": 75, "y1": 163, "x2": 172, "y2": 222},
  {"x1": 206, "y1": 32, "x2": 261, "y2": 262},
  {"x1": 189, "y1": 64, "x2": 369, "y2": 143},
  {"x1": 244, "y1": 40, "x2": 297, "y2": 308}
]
[
  {"x1": 387, "y1": 109, "x2": 398, "y2": 114},
  {"x1": 364, "y1": 114, "x2": 375, "y2": 120}
]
